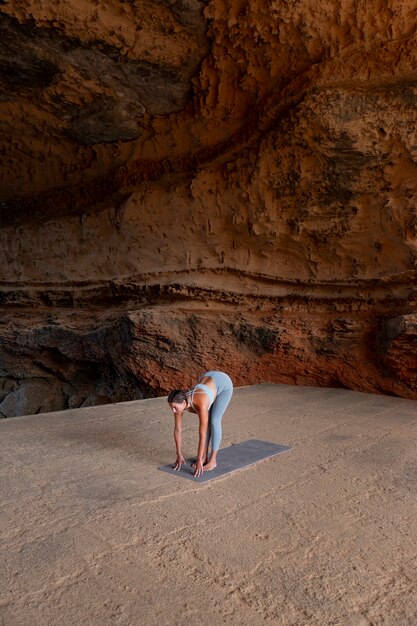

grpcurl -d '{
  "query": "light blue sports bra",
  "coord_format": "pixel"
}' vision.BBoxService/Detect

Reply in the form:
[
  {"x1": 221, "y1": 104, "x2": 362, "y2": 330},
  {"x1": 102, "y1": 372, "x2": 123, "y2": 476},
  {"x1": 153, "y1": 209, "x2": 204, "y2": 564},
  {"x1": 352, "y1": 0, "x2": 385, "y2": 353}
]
[{"x1": 188, "y1": 383, "x2": 215, "y2": 410}]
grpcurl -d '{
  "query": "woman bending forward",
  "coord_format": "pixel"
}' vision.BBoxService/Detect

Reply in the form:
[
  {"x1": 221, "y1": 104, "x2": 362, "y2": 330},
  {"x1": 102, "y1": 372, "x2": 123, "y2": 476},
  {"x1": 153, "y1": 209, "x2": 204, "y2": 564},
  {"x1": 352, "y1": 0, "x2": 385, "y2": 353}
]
[{"x1": 168, "y1": 371, "x2": 233, "y2": 477}]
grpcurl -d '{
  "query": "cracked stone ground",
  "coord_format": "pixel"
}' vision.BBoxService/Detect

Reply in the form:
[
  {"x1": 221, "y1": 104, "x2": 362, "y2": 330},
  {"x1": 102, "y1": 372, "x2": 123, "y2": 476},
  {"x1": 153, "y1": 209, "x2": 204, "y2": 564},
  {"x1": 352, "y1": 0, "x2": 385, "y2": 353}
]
[{"x1": 1, "y1": 384, "x2": 416, "y2": 626}]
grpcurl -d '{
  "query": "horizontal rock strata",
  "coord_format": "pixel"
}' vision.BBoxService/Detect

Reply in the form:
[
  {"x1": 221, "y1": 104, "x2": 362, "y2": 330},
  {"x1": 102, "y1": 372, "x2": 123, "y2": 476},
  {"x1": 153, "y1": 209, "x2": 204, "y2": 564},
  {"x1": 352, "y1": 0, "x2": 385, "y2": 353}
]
[{"x1": 1, "y1": 0, "x2": 417, "y2": 415}]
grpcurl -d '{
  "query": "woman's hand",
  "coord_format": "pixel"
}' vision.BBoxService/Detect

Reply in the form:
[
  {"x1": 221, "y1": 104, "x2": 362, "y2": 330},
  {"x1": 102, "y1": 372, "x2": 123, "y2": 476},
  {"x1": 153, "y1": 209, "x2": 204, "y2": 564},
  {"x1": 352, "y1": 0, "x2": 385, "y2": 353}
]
[
  {"x1": 193, "y1": 459, "x2": 204, "y2": 478},
  {"x1": 174, "y1": 454, "x2": 186, "y2": 471}
]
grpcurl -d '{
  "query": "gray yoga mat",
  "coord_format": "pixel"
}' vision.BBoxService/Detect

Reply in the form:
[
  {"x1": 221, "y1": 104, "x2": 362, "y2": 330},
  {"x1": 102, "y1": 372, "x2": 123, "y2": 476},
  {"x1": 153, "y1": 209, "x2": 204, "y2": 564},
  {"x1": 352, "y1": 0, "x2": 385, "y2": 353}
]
[{"x1": 158, "y1": 439, "x2": 291, "y2": 483}]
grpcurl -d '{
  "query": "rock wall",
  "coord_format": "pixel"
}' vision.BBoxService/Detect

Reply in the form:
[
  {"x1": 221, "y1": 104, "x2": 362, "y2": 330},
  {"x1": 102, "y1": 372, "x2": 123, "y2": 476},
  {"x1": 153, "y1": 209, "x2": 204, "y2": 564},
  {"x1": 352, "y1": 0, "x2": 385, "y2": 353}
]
[{"x1": 1, "y1": 0, "x2": 417, "y2": 416}]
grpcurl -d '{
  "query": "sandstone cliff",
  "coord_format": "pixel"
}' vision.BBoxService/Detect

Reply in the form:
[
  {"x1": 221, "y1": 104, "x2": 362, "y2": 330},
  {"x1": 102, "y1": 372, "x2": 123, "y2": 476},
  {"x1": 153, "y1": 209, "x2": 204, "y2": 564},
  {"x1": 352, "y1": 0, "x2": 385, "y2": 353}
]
[{"x1": 1, "y1": 0, "x2": 416, "y2": 416}]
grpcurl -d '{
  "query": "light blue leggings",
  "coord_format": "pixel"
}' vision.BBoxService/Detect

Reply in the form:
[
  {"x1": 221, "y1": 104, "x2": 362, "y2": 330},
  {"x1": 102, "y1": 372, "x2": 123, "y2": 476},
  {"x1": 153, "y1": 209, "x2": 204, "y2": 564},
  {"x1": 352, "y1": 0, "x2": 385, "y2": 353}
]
[{"x1": 198, "y1": 371, "x2": 233, "y2": 452}]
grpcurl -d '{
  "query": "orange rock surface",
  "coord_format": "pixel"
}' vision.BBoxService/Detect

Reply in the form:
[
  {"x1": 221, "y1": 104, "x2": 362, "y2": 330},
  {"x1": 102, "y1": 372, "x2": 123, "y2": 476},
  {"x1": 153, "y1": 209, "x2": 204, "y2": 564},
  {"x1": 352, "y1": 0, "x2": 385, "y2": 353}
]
[{"x1": 0, "y1": 0, "x2": 416, "y2": 415}]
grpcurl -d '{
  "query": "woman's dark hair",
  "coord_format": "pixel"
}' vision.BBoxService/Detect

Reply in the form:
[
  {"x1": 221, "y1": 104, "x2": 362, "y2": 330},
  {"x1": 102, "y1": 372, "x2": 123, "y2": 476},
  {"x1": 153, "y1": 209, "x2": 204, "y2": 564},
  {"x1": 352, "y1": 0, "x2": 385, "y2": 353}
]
[{"x1": 167, "y1": 389, "x2": 188, "y2": 403}]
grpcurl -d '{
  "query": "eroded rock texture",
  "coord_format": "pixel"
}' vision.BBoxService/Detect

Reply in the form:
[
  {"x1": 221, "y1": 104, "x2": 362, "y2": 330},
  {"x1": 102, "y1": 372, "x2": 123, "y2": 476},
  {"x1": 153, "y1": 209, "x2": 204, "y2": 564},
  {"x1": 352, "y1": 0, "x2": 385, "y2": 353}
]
[{"x1": 1, "y1": 0, "x2": 417, "y2": 416}]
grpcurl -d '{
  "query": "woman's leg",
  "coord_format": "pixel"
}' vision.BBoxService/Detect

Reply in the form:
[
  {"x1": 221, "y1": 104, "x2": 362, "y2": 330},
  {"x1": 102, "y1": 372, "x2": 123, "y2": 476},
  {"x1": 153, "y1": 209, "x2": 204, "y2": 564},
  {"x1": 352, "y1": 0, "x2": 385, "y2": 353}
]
[{"x1": 204, "y1": 385, "x2": 233, "y2": 470}]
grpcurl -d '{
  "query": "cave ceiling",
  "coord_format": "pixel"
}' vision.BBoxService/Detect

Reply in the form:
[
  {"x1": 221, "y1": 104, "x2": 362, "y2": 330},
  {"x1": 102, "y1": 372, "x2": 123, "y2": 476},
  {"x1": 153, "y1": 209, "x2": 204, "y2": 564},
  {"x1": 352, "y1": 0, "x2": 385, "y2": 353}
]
[{"x1": 2, "y1": 0, "x2": 417, "y2": 229}]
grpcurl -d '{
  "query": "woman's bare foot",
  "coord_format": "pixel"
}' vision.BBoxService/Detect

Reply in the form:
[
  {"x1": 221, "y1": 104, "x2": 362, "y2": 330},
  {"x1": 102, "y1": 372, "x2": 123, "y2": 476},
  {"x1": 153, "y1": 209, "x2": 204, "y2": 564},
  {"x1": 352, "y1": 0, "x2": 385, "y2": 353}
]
[{"x1": 203, "y1": 459, "x2": 217, "y2": 472}]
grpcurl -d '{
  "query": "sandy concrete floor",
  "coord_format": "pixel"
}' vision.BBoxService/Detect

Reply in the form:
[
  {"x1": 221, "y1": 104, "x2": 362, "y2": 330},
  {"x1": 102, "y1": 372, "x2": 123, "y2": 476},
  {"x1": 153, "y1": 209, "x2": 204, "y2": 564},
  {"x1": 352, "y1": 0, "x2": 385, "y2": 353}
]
[{"x1": 1, "y1": 384, "x2": 416, "y2": 626}]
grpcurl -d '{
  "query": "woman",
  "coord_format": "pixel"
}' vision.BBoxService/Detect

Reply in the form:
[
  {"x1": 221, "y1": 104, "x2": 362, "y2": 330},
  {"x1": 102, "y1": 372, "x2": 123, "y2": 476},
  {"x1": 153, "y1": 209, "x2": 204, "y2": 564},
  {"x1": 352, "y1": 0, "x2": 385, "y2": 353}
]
[{"x1": 167, "y1": 371, "x2": 233, "y2": 477}]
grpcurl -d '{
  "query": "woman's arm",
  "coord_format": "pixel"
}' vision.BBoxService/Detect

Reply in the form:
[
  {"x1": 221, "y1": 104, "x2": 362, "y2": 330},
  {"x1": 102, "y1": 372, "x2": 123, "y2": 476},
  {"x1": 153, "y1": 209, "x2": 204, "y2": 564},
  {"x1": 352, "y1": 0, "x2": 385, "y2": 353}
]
[
  {"x1": 194, "y1": 408, "x2": 209, "y2": 477},
  {"x1": 173, "y1": 413, "x2": 185, "y2": 470}
]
